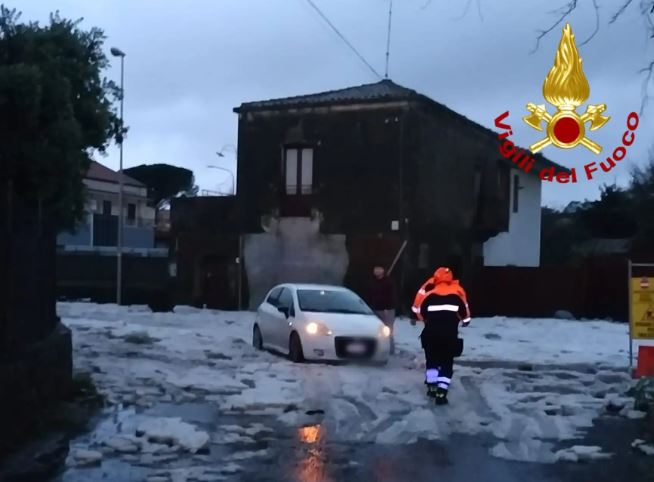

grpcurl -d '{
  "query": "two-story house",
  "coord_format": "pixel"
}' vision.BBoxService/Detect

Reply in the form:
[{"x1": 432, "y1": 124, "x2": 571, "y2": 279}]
[
  {"x1": 57, "y1": 161, "x2": 156, "y2": 251},
  {"x1": 171, "y1": 80, "x2": 562, "y2": 310}
]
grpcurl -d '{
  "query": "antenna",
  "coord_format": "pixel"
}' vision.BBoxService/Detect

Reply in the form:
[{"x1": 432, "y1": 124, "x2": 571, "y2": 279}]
[{"x1": 384, "y1": 0, "x2": 393, "y2": 79}]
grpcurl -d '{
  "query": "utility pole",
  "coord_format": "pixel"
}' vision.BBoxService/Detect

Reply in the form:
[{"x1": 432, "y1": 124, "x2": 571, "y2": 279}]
[{"x1": 385, "y1": 0, "x2": 393, "y2": 79}]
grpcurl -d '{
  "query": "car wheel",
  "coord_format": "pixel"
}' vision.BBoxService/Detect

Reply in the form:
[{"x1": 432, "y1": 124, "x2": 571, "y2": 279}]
[
  {"x1": 252, "y1": 324, "x2": 263, "y2": 350},
  {"x1": 289, "y1": 332, "x2": 304, "y2": 363}
]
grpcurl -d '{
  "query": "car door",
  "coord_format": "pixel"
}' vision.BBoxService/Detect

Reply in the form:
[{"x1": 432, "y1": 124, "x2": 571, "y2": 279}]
[
  {"x1": 258, "y1": 287, "x2": 282, "y2": 348},
  {"x1": 273, "y1": 287, "x2": 295, "y2": 351}
]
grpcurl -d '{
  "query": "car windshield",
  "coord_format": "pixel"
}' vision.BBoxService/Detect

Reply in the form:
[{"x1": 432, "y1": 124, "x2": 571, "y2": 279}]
[{"x1": 297, "y1": 289, "x2": 373, "y2": 315}]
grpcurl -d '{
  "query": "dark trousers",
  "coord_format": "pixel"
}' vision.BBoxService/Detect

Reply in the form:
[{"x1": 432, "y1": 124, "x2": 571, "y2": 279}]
[{"x1": 423, "y1": 340, "x2": 454, "y2": 391}]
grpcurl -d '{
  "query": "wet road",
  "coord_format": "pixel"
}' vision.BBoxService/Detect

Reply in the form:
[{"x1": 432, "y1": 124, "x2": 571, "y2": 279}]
[
  {"x1": 8, "y1": 304, "x2": 646, "y2": 482},
  {"x1": 41, "y1": 401, "x2": 649, "y2": 482}
]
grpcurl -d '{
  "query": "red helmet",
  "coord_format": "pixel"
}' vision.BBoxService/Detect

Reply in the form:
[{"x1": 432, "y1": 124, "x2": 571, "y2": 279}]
[{"x1": 433, "y1": 267, "x2": 453, "y2": 284}]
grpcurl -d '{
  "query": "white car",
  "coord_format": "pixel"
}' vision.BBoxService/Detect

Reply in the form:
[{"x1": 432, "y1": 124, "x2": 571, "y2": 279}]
[{"x1": 252, "y1": 283, "x2": 391, "y2": 363}]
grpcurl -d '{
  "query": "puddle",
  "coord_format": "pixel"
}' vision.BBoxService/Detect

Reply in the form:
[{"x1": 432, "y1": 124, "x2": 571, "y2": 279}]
[
  {"x1": 146, "y1": 402, "x2": 220, "y2": 425},
  {"x1": 53, "y1": 459, "x2": 148, "y2": 482}
]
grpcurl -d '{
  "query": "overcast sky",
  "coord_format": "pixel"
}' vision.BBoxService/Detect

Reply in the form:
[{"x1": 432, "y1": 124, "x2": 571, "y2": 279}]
[{"x1": 18, "y1": 0, "x2": 654, "y2": 207}]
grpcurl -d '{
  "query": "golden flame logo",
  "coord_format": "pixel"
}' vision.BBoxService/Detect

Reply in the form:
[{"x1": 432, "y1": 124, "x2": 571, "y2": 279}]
[{"x1": 524, "y1": 23, "x2": 609, "y2": 154}]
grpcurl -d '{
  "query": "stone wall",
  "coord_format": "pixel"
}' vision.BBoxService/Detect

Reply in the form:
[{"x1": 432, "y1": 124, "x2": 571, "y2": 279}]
[{"x1": 244, "y1": 216, "x2": 348, "y2": 308}]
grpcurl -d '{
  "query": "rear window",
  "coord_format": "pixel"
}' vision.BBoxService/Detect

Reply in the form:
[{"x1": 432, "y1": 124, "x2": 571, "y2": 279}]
[{"x1": 297, "y1": 289, "x2": 373, "y2": 315}]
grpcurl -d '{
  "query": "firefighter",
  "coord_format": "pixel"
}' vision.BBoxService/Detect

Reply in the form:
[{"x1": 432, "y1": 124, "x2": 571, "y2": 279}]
[
  {"x1": 412, "y1": 267, "x2": 471, "y2": 405},
  {"x1": 411, "y1": 274, "x2": 437, "y2": 322}
]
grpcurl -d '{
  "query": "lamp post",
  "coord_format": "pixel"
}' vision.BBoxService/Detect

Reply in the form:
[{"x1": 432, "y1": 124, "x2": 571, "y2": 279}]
[
  {"x1": 208, "y1": 157, "x2": 235, "y2": 195},
  {"x1": 111, "y1": 47, "x2": 126, "y2": 305},
  {"x1": 208, "y1": 146, "x2": 240, "y2": 309}
]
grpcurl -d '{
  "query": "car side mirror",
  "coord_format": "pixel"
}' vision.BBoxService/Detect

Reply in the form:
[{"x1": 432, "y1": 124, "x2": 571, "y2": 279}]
[{"x1": 278, "y1": 306, "x2": 289, "y2": 318}]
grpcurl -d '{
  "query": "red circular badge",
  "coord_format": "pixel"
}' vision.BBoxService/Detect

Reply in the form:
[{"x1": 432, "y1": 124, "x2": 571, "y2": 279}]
[{"x1": 552, "y1": 116, "x2": 580, "y2": 144}]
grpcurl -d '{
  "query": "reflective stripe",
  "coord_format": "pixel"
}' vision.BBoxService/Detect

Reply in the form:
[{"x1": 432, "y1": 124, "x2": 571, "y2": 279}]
[
  {"x1": 436, "y1": 376, "x2": 451, "y2": 384},
  {"x1": 437, "y1": 382, "x2": 449, "y2": 389},
  {"x1": 426, "y1": 369, "x2": 439, "y2": 384},
  {"x1": 462, "y1": 317, "x2": 471, "y2": 323},
  {"x1": 426, "y1": 304, "x2": 459, "y2": 312},
  {"x1": 411, "y1": 306, "x2": 420, "y2": 313}
]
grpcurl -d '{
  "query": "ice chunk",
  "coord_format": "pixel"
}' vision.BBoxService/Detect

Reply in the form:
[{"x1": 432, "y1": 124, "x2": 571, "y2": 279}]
[
  {"x1": 625, "y1": 410, "x2": 647, "y2": 420},
  {"x1": 632, "y1": 439, "x2": 654, "y2": 456},
  {"x1": 104, "y1": 436, "x2": 139, "y2": 453},
  {"x1": 136, "y1": 417, "x2": 209, "y2": 453},
  {"x1": 555, "y1": 445, "x2": 612, "y2": 462},
  {"x1": 69, "y1": 448, "x2": 103, "y2": 466}
]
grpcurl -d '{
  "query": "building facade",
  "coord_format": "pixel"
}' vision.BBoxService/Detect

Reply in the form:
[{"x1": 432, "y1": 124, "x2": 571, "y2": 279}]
[
  {"x1": 57, "y1": 161, "x2": 156, "y2": 252},
  {"x1": 171, "y1": 80, "x2": 559, "y2": 310}
]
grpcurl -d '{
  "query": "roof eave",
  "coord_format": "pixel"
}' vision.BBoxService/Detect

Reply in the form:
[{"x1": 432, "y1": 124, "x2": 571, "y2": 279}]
[{"x1": 233, "y1": 95, "x2": 415, "y2": 114}]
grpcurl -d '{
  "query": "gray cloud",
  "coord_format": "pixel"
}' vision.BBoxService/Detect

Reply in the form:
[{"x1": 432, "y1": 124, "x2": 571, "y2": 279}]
[{"x1": 17, "y1": 0, "x2": 654, "y2": 205}]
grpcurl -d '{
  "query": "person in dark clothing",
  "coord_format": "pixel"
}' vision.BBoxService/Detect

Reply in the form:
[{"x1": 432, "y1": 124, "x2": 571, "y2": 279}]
[
  {"x1": 369, "y1": 266, "x2": 397, "y2": 354},
  {"x1": 413, "y1": 267, "x2": 471, "y2": 405}
]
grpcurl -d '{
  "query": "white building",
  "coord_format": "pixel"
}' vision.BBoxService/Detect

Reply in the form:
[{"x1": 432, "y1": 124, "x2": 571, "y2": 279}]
[
  {"x1": 57, "y1": 161, "x2": 157, "y2": 251},
  {"x1": 483, "y1": 166, "x2": 542, "y2": 267}
]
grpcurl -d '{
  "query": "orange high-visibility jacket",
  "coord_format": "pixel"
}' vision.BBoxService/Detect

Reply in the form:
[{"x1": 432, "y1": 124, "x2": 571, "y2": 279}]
[{"x1": 412, "y1": 274, "x2": 470, "y2": 323}]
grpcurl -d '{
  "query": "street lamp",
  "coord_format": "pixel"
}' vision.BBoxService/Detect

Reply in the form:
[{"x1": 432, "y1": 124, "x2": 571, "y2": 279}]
[
  {"x1": 216, "y1": 144, "x2": 237, "y2": 157},
  {"x1": 111, "y1": 46, "x2": 126, "y2": 305},
  {"x1": 207, "y1": 157, "x2": 235, "y2": 196}
]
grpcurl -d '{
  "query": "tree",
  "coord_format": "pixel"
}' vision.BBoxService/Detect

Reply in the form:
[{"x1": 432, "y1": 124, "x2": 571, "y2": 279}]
[
  {"x1": 124, "y1": 163, "x2": 198, "y2": 208},
  {"x1": 576, "y1": 184, "x2": 638, "y2": 239},
  {"x1": 629, "y1": 157, "x2": 654, "y2": 251},
  {"x1": 0, "y1": 6, "x2": 120, "y2": 230}
]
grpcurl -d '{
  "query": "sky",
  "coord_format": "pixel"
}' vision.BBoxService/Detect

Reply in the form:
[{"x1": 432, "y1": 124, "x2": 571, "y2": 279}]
[{"x1": 17, "y1": 0, "x2": 654, "y2": 208}]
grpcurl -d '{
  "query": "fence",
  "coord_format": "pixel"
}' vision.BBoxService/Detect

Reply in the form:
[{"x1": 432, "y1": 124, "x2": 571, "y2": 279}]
[
  {"x1": 57, "y1": 252, "x2": 170, "y2": 305},
  {"x1": 469, "y1": 256, "x2": 629, "y2": 321}
]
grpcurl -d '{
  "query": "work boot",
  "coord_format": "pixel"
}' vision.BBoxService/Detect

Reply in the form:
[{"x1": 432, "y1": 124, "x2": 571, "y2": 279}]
[
  {"x1": 426, "y1": 384, "x2": 438, "y2": 398},
  {"x1": 434, "y1": 387, "x2": 449, "y2": 405}
]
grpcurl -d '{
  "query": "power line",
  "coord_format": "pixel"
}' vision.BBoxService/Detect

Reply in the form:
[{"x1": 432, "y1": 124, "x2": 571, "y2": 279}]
[
  {"x1": 385, "y1": 0, "x2": 393, "y2": 78},
  {"x1": 305, "y1": 0, "x2": 382, "y2": 79}
]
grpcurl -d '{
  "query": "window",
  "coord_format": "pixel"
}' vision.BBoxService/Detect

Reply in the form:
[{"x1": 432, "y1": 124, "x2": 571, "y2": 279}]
[
  {"x1": 284, "y1": 147, "x2": 313, "y2": 195},
  {"x1": 127, "y1": 203, "x2": 136, "y2": 225},
  {"x1": 277, "y1": 288, "x2": 293, "y2": 310},
  {"x1": 512, "y1": 174, "x2": 520, "y2": 213},
  {"x1": 297, "y1": 289, "x2": 373, "y2": 315},
  {"x1": 102, "y1": 200, "x2": 112, "y2": 215},
  {"x1": 266, "y1": 287, "x2": 283, "y2": 307}
]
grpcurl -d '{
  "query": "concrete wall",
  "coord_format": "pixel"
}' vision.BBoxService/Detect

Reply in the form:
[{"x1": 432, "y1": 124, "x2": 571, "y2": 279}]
[
  {"x1": 58, "y1": 214, "x2": 155, "y2": 249},
  {"x1": 57, "y1": 218, "x2": 92, "y2": 246},
  {"x1": 483, "y1": 168, "x2": 542, "y2": 267},
  {"x1": 124, "y1": 225, "x2": 155, "y2": 248},
  {"x1": 244, "y1": 216, "x2": 349, "y2": 308}
]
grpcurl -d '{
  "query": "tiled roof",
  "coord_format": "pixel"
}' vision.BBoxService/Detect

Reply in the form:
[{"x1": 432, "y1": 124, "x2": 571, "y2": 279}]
[
  {"x1": 234, "y1": 79, "x2": 565, "y2": 173},
  {"x1": 234, "y1": 79, "x2": 419, "y2": 112},
  {"x1": 86, "y1": 161, "x2": 145, "y2": 188}
]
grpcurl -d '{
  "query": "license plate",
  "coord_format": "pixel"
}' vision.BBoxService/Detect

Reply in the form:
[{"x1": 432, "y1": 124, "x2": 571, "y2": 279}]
[{"x1": 347, "y1": 342, "x2": 366, "y2": 354}]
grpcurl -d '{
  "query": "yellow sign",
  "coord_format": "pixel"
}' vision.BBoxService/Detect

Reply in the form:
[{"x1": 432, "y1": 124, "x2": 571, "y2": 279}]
[
  {"x1": 523, "y1": 23, "x2": 610, "y2": 154},
  {"x1": 631, "y1": 277, "x2": 654, "y2": 339}
]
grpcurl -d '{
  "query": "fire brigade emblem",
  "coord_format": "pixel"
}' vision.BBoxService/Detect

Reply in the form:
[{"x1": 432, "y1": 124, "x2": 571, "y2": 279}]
[{"x1": 523, "y1": 23, "x2": 610, "y2": 154}]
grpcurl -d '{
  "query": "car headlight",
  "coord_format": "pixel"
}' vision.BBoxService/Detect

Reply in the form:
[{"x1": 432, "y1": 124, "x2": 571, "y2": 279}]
[
  {"x1": 306, "y1": 322, "x2": 332, "y2": 336},
  {"x1": 379, "y1": 325, "x2": 391, "y2": 338}
]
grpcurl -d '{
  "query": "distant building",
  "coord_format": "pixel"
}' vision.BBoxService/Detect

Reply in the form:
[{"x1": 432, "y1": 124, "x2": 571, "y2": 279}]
[
  {"x1": 171, "y1": 80, "x2": 561, "y2": 310},
  {"x1": 57, "y1": 161, "x2": 156, "y2": 252},
  {"x1": 56, "y1": 161, "x2": 168, "y2": 304}
]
